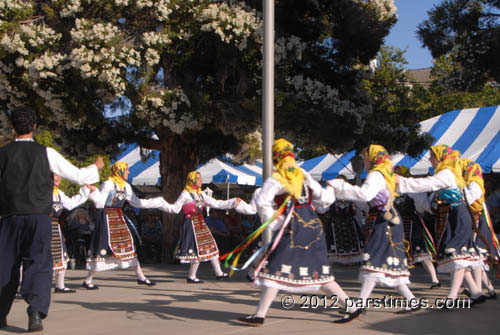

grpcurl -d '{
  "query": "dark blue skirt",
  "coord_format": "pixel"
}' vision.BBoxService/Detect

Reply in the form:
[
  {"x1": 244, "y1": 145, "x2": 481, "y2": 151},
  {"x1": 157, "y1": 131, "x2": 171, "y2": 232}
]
[
  {"x1": 436, "y1": 203, "x2": 479, "y2": 272},
  {"x1": 176, "y1": 215, "x2": 219, "y2": 263},
  {"x1": 256, "y1": 206, "x2": 334, "y2": 291},
  {"x1": 361, "y1": 211, "x2": 410, "y2": 278}
]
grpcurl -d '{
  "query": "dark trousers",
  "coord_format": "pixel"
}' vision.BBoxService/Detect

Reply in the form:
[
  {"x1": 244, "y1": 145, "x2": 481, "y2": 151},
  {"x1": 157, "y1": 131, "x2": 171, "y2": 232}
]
[{"x1": 0, "y1": 215, "x2": 52, "y2": 319}]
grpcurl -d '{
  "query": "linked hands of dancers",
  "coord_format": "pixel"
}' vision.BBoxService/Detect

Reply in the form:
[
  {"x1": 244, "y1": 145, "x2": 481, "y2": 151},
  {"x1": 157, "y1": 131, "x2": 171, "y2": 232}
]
[{"x1": 235, "y1": 197, "x2": 242, "y2": 206}]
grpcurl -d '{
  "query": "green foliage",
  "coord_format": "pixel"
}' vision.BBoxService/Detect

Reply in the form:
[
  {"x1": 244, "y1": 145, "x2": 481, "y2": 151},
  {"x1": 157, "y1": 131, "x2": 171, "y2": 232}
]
[
  {"x1": 362, "y1": 46, "x2": 432, "y2": 156},
  {"x1": 417, "y1": 0, "x2": 500, "y2": 90},
  {"x1": 413, "y1": 54, "x2": 500, "y2": 120}
]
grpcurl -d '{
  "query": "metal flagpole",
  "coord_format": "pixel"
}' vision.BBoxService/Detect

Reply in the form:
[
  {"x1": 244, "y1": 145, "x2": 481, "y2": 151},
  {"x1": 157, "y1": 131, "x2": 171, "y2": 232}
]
[{"x1": 262, "y1": 0, "x2": 274, "y2": 244}]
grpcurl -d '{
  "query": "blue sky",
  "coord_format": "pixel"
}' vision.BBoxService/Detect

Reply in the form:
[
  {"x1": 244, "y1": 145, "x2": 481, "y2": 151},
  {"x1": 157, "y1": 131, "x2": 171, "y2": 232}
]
[{"x1": 385, "y1": 1, "x2": 442, "y2": 70}]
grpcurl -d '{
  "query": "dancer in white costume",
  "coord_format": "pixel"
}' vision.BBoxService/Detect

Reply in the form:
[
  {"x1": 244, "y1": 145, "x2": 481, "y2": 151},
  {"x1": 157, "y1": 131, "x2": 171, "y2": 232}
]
[
  {"x1": 51, "y1": 174, "x2": 98, "y2": 293},
  {"x1": 236, "y1": 139, "x2": 360, "y2": 326},
  {"x1": 83, "y1": 161, "x2": 166, "y2": 289},
  {"x1": 161, "y1": 171, "x2": 241, "y2": 283}
]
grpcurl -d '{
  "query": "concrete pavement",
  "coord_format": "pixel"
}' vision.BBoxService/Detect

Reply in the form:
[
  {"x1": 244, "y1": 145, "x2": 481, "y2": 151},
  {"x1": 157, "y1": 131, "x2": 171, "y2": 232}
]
[{"x1": 2, "y1": 263, "x2": 499, "y2": 334}]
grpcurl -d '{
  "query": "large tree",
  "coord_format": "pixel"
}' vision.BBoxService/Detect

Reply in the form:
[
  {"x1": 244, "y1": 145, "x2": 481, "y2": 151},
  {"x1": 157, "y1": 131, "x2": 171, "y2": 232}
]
[
  {"x1": 1, "y1": 0, "x2": 424, "y2": 258},
  {"x1": 417, "y1": 0, "x2": 500, "y2": 90}
]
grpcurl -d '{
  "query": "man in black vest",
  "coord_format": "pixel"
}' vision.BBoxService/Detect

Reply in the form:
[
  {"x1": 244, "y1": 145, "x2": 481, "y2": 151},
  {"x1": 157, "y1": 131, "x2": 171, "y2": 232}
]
[{"x1": 0, "y1": 106, "x2": 104, "y2": 332}]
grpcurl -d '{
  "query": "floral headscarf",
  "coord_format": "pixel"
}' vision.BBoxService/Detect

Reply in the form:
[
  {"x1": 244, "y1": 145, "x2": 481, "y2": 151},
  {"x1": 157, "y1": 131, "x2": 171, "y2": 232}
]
[
  {"x1": 430, "y1": 145, "x2": 464, "y2": 189},
  {"x1": 108, "y1": 161, "x2": 128, "y2": 190},
  {"x1": 271, "y1": 138, "x2": 304, "y2": 199},
  {"x1": 461, "y1": 158, "x2": 485, "y2": 212},
  {"x1": 367, "y1": 145, "x2": 396, "y2": 197},
  {"x1": 184, "y1": 170, "x2": 201, "y2": 195}
]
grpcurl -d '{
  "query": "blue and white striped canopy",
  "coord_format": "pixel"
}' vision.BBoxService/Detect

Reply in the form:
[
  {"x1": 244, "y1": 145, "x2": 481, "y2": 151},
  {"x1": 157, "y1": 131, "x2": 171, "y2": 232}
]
[
  {"x1": 115, "y1": 106, "x2": 499, "y2": 184},
  {"x1": 298, "y1": 105, "x2": 500, "y2": 179},
  {"x1": 113, "y1": 143, "x2": 262, "y2": 186}
]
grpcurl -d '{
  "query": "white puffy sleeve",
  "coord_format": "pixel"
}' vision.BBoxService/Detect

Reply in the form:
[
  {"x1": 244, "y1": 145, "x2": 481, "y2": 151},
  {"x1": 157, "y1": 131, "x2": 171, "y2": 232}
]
[
  {"x1": 59, "y1": 187, "x2": 91, "y2": 211},
  {"x1": 304, "y1": 171, "x2": 336, "y2": 210},
  {"x1": 125, "y1": 183, "x2": 165, "y2": 209},
  {"x1": 464, "y1": 181, "x2": 483, "y2": 205},
  {"x1": 47, "y1": 147, "x2": 99, "y2": 185},
  {"x1": 89, "y1": 180, "x2": 114, "y2": 209},
  {"x1": 202, "y1": 193, "x2": 237, "y2": 210},
  {"x1": 327, "y1": 171, "x2": 386, "y2": 202},
  {"x1": 397, "y1": 169, "x2": 457, "y2": 194},
  {"x1": 159, "y1": 191, "x2": 188, "y2": 214}
]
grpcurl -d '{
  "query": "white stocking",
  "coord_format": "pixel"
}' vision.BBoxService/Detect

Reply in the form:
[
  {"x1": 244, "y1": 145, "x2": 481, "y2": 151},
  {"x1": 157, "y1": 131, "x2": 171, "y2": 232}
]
[
  {"x1": 55, "y1": 271, "x2": 66, "y2": 289},
  {"x1": 188, "y1": 262, "x2": 200, "y2": 279},
  {"x1": 472, "y1": 266, "x2": 482, "y2": 292},
  {"x1": 422, "y1": 258, "x2": 439, "y2": 283},
  {"x1": 448, "y1": 269, "x2": 465, "y2": 300},
  {"x1": 463, "y1": 270, "x2": 482, "y2": 298},
  {"x1": 135, "y1": 263, "x2": 147, "y2": 281},
  {"x1": 482, "y1": 270, "x2": 495, "y2": 293},
  {"x1": 358, "y1": 279, "x2": 377, "y2": 308},
  {"x1": 322, "y1": 281, "x2": 357, "y2": 312},
  {"x1": 396, "y1": 284, "x2": 416, "y2": 300},
  {"x1": 210, "y1": 258, "x2": 224, "y2": 276},
  {"x1": 85, "y1": 269, "x2": 97, "y2": 284},
  {"x1": 254, "y1": 287, "x2": 279, "y2": 318}
]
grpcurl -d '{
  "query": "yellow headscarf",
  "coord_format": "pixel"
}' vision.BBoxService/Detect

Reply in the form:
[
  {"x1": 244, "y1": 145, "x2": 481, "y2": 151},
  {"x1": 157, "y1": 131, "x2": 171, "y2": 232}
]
[
  {"x1": 430, "y1": 145, "x2": 465, "y2": 189},
  {"x1": 108, "y1": 161, "x2": 128, "y2": 190},
  {"x1": 184, "y1": 170, "x2": 201, "y2": 195},
  {"x1": 271, "y1": 139, "x2": 304, "y2": 199},
  {"x1": 367, "y1": 145, "x2": 396, "y2": 197},
  {"x1": 461, "y1": 158, "x2": 485, "y2": 212}
]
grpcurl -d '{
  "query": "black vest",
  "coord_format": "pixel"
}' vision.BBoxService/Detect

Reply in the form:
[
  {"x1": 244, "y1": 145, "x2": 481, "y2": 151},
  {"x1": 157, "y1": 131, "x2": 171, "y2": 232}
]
[{"x1": 0, "y1": 141, "x2": 53, "y2": 216}]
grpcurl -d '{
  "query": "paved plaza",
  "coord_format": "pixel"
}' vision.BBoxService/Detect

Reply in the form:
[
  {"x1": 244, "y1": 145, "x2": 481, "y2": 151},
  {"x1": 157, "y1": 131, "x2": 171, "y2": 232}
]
[{"x1": 2, "y1": 263, "x2": 499, "y2": 334}]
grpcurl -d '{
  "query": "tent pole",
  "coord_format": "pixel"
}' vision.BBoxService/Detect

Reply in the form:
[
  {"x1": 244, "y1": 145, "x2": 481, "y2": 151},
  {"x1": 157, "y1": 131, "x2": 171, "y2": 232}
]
[{"x1": 262, "y1": 0, "x2": 274, "y2": 245}]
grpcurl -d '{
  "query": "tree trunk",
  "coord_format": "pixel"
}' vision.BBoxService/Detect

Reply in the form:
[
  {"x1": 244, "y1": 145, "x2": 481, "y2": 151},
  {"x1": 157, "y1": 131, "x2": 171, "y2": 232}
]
[{"x1": 158, "y1": 130, "x2": 200, "y2": 263}]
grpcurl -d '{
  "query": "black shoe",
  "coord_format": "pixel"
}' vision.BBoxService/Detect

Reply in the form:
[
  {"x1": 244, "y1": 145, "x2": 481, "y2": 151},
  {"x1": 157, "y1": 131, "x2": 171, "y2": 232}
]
[
  {"x1": 28, "y1": 312, "x2": 43, "y2": 332},
  {"x1": 470, "y1": 295, "x2": 486, "y2": 306},
  {"x1": 82, "y1": 281, "x2": 99, "y2": 290},
  {"x1": 430, "y1": 282, "x2": 441, "y2": 289},
  {"x1": 236, "y1": 315, "x2": 264, "y2": 327},
  {"x1": 54, "y1": 287, "x2": 76, "y2": 293},
  {"x1": 216, "y1": 273, "x2": 229, "y2": 281},
  {"x1": 333, "y1": 308, "x2": 363, "y2": 324},
  {"x1": 461, "y1": 288, "x2": 471, "y2": 298},
  {"x1": 0, "y1": 317, "x2": 7, "y2": 329},
  {"x1": 186, "y1": 277, "x2": 204, "y2": 284},
  {"x1": 137, "y1": 279, "x2": 156, "y2": 286},
  {"x1": 485, "y1": 291, "x2": 497, "y2": 300}
]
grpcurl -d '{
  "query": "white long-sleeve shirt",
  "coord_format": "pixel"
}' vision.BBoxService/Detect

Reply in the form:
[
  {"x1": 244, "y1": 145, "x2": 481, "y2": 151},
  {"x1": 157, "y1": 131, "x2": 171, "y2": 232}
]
[
  {"x1": 256, "y1": 170, "x2": 335, "y2": 230},
  {"x1": 160, "y1": 190, "x2": 237, "y2": 214},
  {"x1": 464, "y1": 181, "x2": 483, "y2": 206},
  {"x1": 90, "y1": 180, "x2": 165, "y2": 209},
  {"x1": 15, "y1": 138, "x2": 100, "y2": 185},
  {"x1": 397, "y1": 169, "x2": 458, "y2": 194},
  {"x1": 55, "y1": 187, "x2": 92, "y2": 211},
  {"x1": 327, "y1": 171, "x2": 387, "y2": 203}
]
